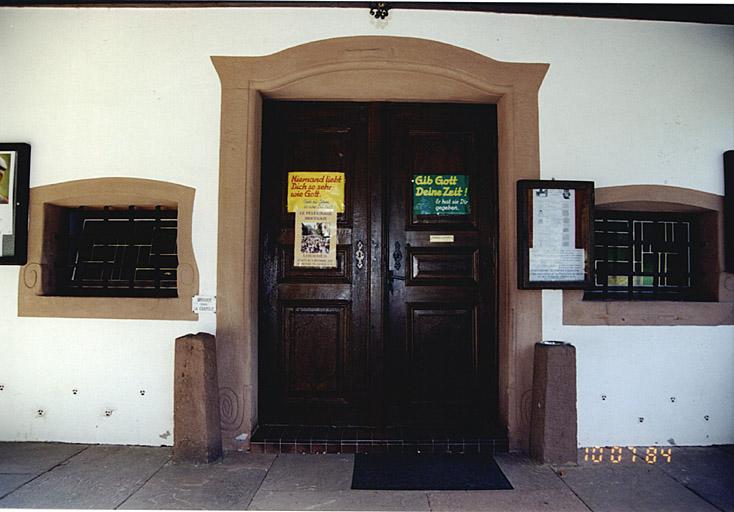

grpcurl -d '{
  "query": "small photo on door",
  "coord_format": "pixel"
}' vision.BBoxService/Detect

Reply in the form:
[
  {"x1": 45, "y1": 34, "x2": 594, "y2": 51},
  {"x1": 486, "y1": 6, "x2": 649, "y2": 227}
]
[{"x1": 301, "y1": 222, "x2": 331, "y2": 254}]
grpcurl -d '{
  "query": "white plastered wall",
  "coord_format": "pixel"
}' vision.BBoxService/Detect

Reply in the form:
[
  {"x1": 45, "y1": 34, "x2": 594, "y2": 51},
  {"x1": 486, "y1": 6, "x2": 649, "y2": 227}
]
[
  {"x1": 0, "y1": 7, "x2": 732, "y2": 446},
  {"x1": 544, "y1": 294, "x2": 734, "y2": 447}
]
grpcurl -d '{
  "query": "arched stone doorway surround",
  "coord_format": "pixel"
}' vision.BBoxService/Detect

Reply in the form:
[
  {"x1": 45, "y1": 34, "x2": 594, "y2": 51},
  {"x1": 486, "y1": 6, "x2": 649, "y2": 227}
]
[{"x1": 212, "y1": 36, "x2": 548, "y2": 451}]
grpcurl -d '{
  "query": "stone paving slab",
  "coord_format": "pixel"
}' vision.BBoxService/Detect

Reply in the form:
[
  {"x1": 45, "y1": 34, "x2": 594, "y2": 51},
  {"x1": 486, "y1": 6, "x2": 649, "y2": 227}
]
[
  {"x1": 258, "y1": 454, "x2": 354, "y2": 492},
  {"x1": 0, "y1": 475, "x2": 35, "y2": 500},
  {"x1": 120, "y1": 460, "x2": 269, "y2": 510},
  {"x1": 220, "y1": 452, "x2": 277, "y2": 471},
  {"x1": 0, "y1": 443, "x2": 88, "y2": 474},
  {"x1": 427, "y1": 489, "x2": 590, "y2": 511},
  {"x1": 248, "y1": 490, "x2": 431, "y2": 511},
  {"x1": 654, "y1": 446, "x2": 734, "y2": 512},
  {"x1": 0, "y1": 445, "x2": 170, "y2": 509},
  {"x1": 558, "y1": 463, "x2": 720, "y2": 512},
  {"x1": 494, "y1": 453, "x2": 569, "y2": 491}
]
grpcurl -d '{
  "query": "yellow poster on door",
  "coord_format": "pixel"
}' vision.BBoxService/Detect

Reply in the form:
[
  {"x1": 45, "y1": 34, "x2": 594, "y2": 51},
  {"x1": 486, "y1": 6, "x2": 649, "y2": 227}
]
[{"x1": 287, "y1": 172, "x2": 345, "y2": 213}]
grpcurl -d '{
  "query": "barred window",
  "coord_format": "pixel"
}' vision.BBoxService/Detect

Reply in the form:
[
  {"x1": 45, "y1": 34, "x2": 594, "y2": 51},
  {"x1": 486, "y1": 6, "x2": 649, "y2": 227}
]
[
  {"x1": 588, "y1": 211, "x2": 697, "y2": 300},
  {"x1": 55, "y1": 206, "x2": 178, "y2": 298}
]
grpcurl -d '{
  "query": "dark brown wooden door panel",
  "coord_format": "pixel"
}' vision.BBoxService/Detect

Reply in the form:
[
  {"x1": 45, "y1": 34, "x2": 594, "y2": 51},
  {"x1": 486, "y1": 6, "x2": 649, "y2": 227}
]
[
  {"x1": 260, "y1": 101, "x2": 371, "y2": 425},
  {"x1": 282, "y1": 302, "x2": 349, "y2": 399},
  {"x1": 399, "y1": 304, "x2": 481, "y2": 426},
  {"x1": 407, "y1": 131, "x2": 475, "y2": 173},
  {"x1": 408, "y1": 247, "x2": 479, "y2": 286},
  {"x1": 386, "y1": 103, "x2": 497, "y2": 429},
  {"x1": 277, "y1": 114, "x2": 362, "y2": 227},
  {"x1": 279, "y1": 301, "x2": 368, "y2": 424},
  {"x1": 402, "y1": 125, "x2": 480, "y2": 229},
  {"x1": 260, "y1": 101, "x2": 498, "y2": 430}
]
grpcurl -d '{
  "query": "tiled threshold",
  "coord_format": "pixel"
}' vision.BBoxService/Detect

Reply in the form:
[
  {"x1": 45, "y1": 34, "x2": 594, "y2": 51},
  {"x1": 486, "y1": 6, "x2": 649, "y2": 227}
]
[{"x1": 249, "y1": 425, "x2": 509, "y2": 455}]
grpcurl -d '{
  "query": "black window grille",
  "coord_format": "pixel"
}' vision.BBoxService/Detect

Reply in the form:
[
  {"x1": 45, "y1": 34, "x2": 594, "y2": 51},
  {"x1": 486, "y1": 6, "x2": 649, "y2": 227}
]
[
  {"x1": 56, "y1": 206, "x2": 178, "y2": 298},
  {"x1": 587, "y1": 211, "x2": 696, "y2": 300}
]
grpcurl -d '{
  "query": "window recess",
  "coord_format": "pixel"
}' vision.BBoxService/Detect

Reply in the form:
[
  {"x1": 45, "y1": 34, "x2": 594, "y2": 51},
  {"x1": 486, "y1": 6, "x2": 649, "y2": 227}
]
[
  {"x1": 19, "y1": 178, "x2": 198, "y2": 320},
  {"x1": 55, "y1": 206, "x2": 178, "y2": 298},
  {"x1": 586, "y1": 211, "x2": 706, "y2": 301}
]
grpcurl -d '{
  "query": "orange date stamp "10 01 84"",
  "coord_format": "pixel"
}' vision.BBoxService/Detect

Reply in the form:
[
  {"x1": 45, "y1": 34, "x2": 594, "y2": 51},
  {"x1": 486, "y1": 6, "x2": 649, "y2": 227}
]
[{"x1": 583, "y1": 446, "x2": 672, "y2": 464}]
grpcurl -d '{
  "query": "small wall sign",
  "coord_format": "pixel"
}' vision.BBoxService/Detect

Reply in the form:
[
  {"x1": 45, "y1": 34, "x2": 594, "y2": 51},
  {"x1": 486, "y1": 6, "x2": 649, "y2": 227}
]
[
  {"x1": 429, "y1": 234, "x2": 455, "y2": 243},
  {"x1": 413, "y1": 174, "x2": 470, "y2": 215},
  {"x1": 192, "y1": 295, "x2": 217, "y2": 314}
]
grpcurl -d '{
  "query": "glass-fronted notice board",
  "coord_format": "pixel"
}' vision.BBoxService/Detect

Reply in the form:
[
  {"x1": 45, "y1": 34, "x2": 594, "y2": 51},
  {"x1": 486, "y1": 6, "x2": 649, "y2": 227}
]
[
  {"x1": 517, "y1": 180, "x2": 594, "y2": 289},
  {"x1": 0, "y1": 143, "x2": 30, "y2": 266}
]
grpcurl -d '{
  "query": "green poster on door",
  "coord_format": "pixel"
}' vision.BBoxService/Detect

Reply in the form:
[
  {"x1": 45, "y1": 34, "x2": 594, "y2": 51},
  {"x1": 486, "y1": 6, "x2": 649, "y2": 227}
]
[{"x1": 412, "y1": 174, "x2": 470, "y2": 215}]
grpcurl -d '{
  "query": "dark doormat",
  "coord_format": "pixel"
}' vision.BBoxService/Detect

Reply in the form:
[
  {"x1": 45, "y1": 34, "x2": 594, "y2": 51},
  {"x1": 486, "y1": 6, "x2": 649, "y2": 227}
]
[{"x1": 351, "y1": 453, "x2": 514, "y2": 490}]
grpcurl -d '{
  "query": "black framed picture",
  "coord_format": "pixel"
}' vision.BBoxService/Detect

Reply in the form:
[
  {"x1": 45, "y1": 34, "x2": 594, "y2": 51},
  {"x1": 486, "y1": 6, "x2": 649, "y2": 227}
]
[
  {"x1": 517, "y1": 179, "x2": 594, "y2": 289},
  {"x1": 0, "y1": 143, "x2": 31, "y2": 265}
]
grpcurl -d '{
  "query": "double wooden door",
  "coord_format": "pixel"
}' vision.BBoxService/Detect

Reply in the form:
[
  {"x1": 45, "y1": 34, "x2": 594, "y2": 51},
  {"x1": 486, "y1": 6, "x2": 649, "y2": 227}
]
[{"x1": 259, "y1": 101, "x2": 498, "y2": 431}]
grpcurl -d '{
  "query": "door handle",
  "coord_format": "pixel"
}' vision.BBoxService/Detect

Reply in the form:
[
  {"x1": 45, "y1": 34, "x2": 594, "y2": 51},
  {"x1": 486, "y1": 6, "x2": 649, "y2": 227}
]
[
  {"x1": 392, "y1": 241, "x2": 403, "y2": 271},
  {"x1": 387, "y1": 269, "x2": 405, "y2": 294},
  {"x1": 387, "y1": 241, "x2": 405, "y2": 294}
]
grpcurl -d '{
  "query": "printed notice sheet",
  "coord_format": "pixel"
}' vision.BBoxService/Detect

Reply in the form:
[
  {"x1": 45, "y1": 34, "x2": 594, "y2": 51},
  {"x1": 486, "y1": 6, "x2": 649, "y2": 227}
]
[
  {"x1": 294, "y1": 209, "x2": 338, "y2": 268},
  {"x1": 528, "y1": 188, "x2": 584, "y2": 282}
]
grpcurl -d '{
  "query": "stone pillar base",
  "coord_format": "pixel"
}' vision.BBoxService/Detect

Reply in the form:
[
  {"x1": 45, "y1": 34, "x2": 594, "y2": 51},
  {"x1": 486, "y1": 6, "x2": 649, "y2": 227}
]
[
  {"x1": 173, "y1": 332, "x2": 222, "y2": 463},
  {"x1": 529, "y1": 341, "x2": 578, "y2": 465}
]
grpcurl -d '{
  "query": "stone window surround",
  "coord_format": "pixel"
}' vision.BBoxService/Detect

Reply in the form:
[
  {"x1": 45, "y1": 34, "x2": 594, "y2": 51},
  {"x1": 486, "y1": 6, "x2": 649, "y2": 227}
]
[
  {"x1": 563, "y1": 184, "x2": 734, "y2": 326},
  {"x1": 18, "y1": 177, "x2": 199, "y2": 321}
]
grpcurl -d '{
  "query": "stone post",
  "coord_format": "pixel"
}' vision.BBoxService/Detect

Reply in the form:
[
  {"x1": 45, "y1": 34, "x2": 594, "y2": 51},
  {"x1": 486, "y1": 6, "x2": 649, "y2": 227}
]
[
  {"x1": 529, "y1": 341, "x2": 578, "y2": 464},
  {"x1": 173, "y1": 332, "x2": 222, "y2": 463}
]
